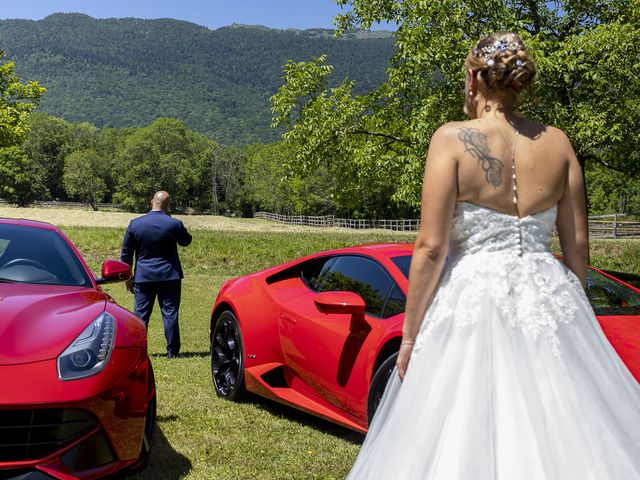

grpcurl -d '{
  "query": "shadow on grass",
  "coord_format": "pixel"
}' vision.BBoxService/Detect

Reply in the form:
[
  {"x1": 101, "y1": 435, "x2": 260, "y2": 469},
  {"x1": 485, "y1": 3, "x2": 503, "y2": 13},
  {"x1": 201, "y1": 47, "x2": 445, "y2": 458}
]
[
  {"x1": 242, "y1": 392, "x2": 365, "y2": 445},
  {"x1": 122, "y1": 425, "x2": 191, "y2": 479},
  {"x1": 150, "y1": 351, "x2": 210, "y2": 360}
]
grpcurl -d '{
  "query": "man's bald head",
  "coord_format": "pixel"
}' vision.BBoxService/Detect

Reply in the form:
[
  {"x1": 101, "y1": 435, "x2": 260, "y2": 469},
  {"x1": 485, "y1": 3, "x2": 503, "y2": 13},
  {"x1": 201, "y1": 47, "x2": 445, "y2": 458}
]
[{"x1": 151, "y1": 191, "x2": 171, "y2": 212}]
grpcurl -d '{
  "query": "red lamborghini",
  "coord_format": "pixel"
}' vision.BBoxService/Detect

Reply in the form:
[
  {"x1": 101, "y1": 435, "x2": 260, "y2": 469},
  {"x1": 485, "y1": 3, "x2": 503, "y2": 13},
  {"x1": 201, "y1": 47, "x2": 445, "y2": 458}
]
[
  {"x1": 0, "y1": 218, "x2": 155, "y2": 480},
  {"x1": 210, "y1": 243, "x2": 640, "y2": 433}
]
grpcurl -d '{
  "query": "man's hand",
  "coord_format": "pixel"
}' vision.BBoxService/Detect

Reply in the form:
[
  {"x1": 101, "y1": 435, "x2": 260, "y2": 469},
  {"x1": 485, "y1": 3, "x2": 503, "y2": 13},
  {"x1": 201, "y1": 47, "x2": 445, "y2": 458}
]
[{"x1": 125, "y1": 278, "x2": 134, "y2": 293}]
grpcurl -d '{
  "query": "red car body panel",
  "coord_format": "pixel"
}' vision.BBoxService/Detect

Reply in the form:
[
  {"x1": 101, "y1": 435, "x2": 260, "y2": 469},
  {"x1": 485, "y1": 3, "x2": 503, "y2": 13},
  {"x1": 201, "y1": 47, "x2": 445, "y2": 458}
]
[
  {"x1": 0, "y1": 218, "x2": 153, "y2": 480},
  {"x1": 211, "y1": 243, "x2": 640, "y2": 433}
]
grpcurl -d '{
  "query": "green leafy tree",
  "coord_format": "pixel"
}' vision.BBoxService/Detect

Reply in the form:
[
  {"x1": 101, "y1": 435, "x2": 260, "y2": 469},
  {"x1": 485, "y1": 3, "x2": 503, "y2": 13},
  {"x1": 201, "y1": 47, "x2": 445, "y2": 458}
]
[
  {"x1": 0, "y1": 147, "x2": 46, "y2": 206},
  {"x1": 272, "y1": 0, "x2": 640, "y2": 214},
  {"x1": 585, "y1": 162, "x2": 640, "y2": 215},
  {"x1": 63, "y1": 149, "x2": 107, "y2": 210},
  {"x1": 210, "y1": 144, "x2": 245, "y2": 215},
  {"x1": 113, "y1": 118, "x2": 214, "y2": 212},
  {"x1": 21, "y1": 113, "x2": 74, "y2": 200},
  {"x1": 242, "y1": 141, "x2": 341, "y2": 216},
  {"x1": 0, "y1": 50, "x2": 45, "y2": 149}
]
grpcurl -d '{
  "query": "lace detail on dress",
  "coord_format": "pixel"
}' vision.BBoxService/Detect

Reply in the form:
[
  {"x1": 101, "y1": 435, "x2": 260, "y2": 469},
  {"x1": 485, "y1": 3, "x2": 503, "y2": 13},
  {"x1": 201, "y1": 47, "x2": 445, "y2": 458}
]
[{"x1": 413, "y1": 203, "x2": 585, "y2": 357}]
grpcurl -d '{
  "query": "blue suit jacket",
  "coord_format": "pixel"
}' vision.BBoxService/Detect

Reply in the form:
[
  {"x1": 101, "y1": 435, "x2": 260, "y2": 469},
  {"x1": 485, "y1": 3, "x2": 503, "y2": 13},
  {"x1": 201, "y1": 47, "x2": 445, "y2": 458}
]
[{"x1": 121, "y1": 211, "x2": 192, "y2": 283}]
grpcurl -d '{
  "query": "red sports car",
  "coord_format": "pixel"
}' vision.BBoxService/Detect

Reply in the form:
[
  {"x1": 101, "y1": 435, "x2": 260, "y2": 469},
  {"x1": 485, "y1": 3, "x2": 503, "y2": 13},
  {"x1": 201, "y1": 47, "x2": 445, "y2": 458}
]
[
  {"x1": 210, "y1": 243, "x2": 640, "y2": 433},
  {"x1": 0, "y1": 218, "x2": 155, "y2": 480}
]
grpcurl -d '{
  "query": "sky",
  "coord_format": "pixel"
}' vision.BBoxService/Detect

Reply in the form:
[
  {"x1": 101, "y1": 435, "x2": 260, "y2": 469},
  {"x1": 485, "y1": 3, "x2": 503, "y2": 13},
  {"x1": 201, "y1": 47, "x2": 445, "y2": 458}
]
[{"x1": 0, "y1": 0, "x2": 391, "y2": 31}]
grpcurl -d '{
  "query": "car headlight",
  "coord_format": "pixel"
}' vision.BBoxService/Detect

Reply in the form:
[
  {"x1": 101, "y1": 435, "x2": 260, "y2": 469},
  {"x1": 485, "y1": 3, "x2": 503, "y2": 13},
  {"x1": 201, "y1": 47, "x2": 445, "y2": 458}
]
[{"x1": 57, "y1": 312, "x2": 116, "y2": 381}]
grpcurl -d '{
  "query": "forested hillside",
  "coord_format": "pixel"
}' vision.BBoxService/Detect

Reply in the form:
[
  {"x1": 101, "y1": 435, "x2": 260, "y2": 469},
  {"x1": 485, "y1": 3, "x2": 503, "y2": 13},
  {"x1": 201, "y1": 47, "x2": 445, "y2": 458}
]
[{"x1": 0, "y1": 13, "x2": 394, "y2": 145}]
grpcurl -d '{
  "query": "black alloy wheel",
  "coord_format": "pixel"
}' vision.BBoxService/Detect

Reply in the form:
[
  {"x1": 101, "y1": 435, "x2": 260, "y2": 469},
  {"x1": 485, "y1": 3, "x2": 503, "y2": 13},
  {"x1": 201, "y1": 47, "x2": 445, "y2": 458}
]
[
  {"x1": 366, "y1": 352, "x2": 398, "y2": 425},
  {"x1": 128, "y1": 359, "x2": 156, "y2": 473},
  {"x1": 211, "y1": 310, "x2": 245, "y2": 400}
]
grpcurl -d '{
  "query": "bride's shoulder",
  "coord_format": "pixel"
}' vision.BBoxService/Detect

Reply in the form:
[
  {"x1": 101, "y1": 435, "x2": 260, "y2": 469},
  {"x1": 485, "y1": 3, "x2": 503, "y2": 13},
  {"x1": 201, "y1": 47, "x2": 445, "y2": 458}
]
[
  {"x1": 436, "y1": 119, "x2": 487, "y2": 135},
  {"x1": 544, "y1": 124, "x2": 571, "y2": 141},
  {"x1": 431, "y1": 120, "x2": 478, "y2": 140}
]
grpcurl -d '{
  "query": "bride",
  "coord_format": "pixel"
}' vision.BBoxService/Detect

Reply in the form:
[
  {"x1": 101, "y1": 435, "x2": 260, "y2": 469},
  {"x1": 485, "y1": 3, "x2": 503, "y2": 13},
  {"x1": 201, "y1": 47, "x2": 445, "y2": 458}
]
[{"x1": 347, "y1": 32, "x2": 640, "y2": 479}]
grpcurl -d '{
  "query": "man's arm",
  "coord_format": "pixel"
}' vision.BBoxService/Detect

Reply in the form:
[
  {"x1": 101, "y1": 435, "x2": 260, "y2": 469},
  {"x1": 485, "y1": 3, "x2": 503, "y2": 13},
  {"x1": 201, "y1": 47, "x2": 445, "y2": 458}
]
[
  {"x1": 121, "y1": 223, "x2": 136, "y2": 266},
  {"x1": 176, "y1": 221, "x2": 192, "y2": 247}
]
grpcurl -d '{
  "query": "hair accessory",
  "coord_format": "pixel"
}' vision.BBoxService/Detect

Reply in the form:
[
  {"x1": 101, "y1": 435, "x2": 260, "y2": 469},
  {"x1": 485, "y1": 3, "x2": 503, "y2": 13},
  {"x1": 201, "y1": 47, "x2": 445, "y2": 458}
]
[
  {"x1": 516, "y1": 59, "x2": 523, "y2": 66},
  {"x1": 476, "y1": 37, "x2": 525, "y2": 66}
]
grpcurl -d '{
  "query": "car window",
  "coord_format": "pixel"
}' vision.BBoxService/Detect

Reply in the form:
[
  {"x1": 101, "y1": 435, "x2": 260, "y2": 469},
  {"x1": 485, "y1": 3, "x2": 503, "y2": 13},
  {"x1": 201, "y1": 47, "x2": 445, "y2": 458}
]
[
  {"x1": 0, "y1": 225, "x2": 93, "y2": 287},
  {"x1": 391, "y1": 255, "x2": 411, "y2": 278},
  {"x1": 303, "y1": 256, "x2": 337, "y2": 290},
  {"x1": 383, "y1": 284, "x2": 406, "y2": 318},
  {"x1": 315, "y1": 255, "x2": 394, "y2": 318},
  {"x1": 586, "y1": 269, "x2": 640, "y2": 315}
]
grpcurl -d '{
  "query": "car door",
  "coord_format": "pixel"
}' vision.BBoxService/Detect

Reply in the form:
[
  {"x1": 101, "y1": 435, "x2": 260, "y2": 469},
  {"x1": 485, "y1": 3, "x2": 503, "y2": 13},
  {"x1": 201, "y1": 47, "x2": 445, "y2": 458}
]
[{"x1": 279, "y1": 254, "x2": 399, "y2": 415}]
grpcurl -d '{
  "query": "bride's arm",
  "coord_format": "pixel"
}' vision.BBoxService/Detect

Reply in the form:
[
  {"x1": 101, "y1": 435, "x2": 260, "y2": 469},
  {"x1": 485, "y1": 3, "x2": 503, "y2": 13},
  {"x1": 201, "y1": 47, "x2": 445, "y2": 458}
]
[
  {"x1": 397, "y1": 125, "x2": 458, "y2": 380},
  {"x1": 556, "y1": 133, "x2": 589, "y2": 287}
]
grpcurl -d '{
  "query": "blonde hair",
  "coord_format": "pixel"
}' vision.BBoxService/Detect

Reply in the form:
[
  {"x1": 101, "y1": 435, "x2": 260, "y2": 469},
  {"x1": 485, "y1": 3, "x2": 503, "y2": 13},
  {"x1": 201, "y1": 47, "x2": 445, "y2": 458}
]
[{"x1": 466, "y1": 32, "x2": 536, "y2": 98}]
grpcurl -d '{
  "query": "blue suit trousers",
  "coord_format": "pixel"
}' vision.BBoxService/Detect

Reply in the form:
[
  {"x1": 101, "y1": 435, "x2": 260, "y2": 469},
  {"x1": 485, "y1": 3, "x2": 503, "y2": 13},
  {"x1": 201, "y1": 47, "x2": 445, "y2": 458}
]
[{"x1": 134, "y1": 280, "x2": 181, "y2": 357}]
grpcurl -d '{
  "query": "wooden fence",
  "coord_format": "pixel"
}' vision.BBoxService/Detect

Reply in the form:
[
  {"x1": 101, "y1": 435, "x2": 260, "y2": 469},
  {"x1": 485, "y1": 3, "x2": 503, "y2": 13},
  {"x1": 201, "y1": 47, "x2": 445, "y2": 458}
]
[
  {"x1": 255, "y1": 211, "x2": 640, "y2": 238},
  {"x1": 254, "y1": 212, "x2": 421, "y2": 231},
  {"x1": 588, "y1": 214, "x2": 640, "y2": 238},
  {"x1": 2, "y1": 200, "x2": 639, "y2": 238}
]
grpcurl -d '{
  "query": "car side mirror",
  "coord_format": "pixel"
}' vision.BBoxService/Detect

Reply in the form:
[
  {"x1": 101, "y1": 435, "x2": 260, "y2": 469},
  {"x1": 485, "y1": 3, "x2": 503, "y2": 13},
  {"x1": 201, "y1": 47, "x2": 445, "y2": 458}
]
[
  {"x1": 314, "y1": 291, "x2": 366, "y2": 315},
  {"x1": 96, "y1": 259, "x2": 132, "y2": 284}
]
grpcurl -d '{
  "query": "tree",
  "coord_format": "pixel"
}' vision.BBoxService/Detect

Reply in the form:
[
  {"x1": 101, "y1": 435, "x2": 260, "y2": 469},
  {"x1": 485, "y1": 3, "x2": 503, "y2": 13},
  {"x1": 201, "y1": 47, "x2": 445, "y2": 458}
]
[
  {"x1": 584, "y1": 162, "x2": 640, "y2": 215},
  {"x1": 210, "y1": 144, "x2": 245, "y2": 215},
  {"x1": 0, "y1": 50, "x2": 45, "y2": 149},
  {"x1": 21, "y1": 113, "x2": 74, "y2": 200},
  {"x1": 0, "y1": 147, "x2": 46, "y2": 206},
  {"x1": 272, "y1": 0, "x2": 640, "y2": 213},
  {"x1": 113, "y1": 118, "x2": 214, "y2": 212},
  {"x1": 63, "y1": 149, "x2": 107, "y2": 210}
]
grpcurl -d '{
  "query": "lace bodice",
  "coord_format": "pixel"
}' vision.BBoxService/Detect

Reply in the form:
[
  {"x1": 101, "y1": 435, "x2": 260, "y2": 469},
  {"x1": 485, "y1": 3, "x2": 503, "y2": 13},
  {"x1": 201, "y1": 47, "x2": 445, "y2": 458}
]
[
  {"x1": 415, "y1": 200, "x2": 586, "y2": 357},
  {"x1": 449, "y1": 202, "x2": 557, "y2": 258}
]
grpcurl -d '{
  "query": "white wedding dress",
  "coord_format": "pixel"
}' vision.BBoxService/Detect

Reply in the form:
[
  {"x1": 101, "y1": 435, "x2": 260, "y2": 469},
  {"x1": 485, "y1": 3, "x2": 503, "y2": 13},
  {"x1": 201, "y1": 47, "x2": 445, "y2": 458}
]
[{"x1": 347, "y1": 202, "x2": 640, "y2": 480}]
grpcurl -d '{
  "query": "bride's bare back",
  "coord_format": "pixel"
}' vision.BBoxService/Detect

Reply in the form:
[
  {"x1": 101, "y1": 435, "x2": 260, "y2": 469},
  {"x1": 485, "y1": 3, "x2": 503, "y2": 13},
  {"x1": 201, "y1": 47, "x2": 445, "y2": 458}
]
[{"x1": 452, "y1": 117, "x2": 568, "y2": 218}]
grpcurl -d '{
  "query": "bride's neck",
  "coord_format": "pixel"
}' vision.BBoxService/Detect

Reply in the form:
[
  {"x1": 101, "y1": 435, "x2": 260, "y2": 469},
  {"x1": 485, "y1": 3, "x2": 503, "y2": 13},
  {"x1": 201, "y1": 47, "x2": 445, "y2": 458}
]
[{"x1": 473, "y1": 94, "x2": 518, "y2": 122}]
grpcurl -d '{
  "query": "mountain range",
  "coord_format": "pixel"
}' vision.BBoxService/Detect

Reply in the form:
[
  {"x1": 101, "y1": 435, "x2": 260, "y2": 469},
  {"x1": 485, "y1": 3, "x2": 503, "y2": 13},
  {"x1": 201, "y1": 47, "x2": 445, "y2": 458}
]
[{"x1": 0, "y1": 13, "x2": 394, "y2": 145}]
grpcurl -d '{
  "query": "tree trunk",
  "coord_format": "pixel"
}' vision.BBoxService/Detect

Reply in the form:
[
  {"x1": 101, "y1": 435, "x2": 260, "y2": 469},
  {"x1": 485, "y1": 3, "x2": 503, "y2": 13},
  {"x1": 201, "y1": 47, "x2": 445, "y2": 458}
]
[{"x1": 211, "y1": 152, "x2": 220, "y2": 215}]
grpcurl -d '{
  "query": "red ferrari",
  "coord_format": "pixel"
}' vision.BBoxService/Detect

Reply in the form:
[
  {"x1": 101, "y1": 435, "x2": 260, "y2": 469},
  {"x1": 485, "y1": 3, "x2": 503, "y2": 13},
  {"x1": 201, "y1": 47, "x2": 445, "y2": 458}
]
[
  {"x1": 0, "y1": 218, "x2": 155, "y2": 480},
  {"x1": 210, "y1": 243, "x2": 640, "y2": 433}
]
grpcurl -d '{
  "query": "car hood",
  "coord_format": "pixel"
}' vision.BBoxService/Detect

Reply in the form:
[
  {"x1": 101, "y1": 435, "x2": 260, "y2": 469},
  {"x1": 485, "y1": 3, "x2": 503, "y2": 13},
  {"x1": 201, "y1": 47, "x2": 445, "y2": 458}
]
[{"x1": 0, "y1": 284, "x2": 108, "y2": 365}]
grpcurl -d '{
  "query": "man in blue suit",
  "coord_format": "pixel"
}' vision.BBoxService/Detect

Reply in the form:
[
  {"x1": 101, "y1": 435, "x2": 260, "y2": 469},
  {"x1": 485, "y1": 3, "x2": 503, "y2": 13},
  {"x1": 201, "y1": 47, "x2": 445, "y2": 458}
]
[{"x1": 121, "y1": 191, "x2": 192, "y2": 358}]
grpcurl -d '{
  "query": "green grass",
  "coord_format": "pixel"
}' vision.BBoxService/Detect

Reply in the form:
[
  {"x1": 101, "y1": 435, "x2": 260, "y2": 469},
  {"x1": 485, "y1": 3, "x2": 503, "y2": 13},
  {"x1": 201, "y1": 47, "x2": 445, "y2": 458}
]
[
  {"x1": 61, "y1": 226, "x2": 640, "y2": 479},
  {"x1": 63, "y1": 226, "x2": 413, "y2": 480}
]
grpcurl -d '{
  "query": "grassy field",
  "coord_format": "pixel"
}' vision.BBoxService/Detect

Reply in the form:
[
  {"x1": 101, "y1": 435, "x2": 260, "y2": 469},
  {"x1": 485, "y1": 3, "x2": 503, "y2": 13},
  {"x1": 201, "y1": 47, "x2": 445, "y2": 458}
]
[
  {"x1": 61, "y1": 223, "x2": 414, "y2": 480},
  {"x1": 6, "y1": 206, "x2": 640, "y2": 479}
]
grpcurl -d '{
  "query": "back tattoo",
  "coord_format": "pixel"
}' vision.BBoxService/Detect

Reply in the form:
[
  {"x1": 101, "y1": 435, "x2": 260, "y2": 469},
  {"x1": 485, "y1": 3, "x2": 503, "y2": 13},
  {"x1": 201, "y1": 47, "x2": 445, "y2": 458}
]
[{"x1": 458, "y1": 128, "x2": 503, "y2": 187}]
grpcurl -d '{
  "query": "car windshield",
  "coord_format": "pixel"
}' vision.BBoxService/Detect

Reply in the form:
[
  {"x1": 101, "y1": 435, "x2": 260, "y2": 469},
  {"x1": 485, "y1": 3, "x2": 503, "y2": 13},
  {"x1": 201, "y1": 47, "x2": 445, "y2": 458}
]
[
  {"x1": 391, "y1": 255, "x2": 640, "y2": 316},
  {"x1": 0, "y1": 224, "x2": 93, "y2": 287},
  {"x1": 586, "y1": 269, "x2": 640, "y2": 316}
]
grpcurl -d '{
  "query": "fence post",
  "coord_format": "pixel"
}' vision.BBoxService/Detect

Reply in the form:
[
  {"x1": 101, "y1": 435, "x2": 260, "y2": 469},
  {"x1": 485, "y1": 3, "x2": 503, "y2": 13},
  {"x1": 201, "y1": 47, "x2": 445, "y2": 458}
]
[{"x1": 613, "y1": 214, "x2": 618, "y2": 239}]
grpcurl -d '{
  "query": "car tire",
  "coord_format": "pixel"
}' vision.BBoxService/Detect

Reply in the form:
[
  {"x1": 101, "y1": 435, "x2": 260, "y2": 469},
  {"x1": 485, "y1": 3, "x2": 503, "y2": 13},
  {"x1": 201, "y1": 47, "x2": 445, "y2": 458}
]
[
  {"x1": 211, "y1": 310, "x2": 246, "y2": 400},
  {"x1": 127, "y1": 358, "x2": 156, "y2": 473},
  {"x1": 367, "y1": 352, "x2": 398, "y2": 425}
]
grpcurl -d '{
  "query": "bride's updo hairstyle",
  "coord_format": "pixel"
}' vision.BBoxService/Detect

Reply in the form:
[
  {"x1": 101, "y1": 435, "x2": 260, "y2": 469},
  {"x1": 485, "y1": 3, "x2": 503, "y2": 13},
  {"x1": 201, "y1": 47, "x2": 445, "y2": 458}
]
[{"x1": 466, "y1": 32, "x2": 536, "y2": 98}]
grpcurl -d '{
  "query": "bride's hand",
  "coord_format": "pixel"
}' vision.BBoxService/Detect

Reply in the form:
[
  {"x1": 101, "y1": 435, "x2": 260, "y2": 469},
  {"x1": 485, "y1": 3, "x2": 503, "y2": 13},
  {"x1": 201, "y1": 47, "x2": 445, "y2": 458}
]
[{"x1": 396, "y1": 342, "x2": 414, "y2": 381}]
